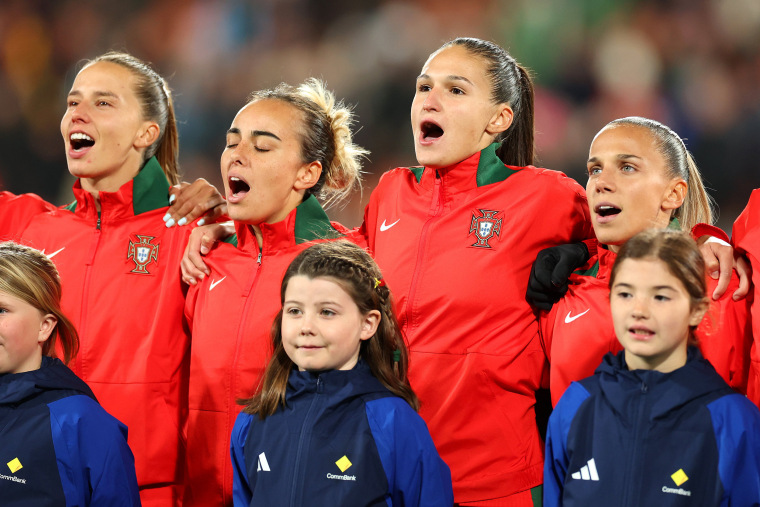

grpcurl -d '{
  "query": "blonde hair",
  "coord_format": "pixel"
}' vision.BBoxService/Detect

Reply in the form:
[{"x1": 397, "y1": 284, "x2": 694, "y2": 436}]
[
  {"x1": 0, "y1": 242, "x2": 79, "y2": 363},
  {"x1": 606, "y1": 117, "x2": 714, "y2": 230},
  {"x1": 87, "y1": 52, "x2": 180, "y2": 185},
  {"x1": 247, "y1": 78, "x2": 368, "y2": 208}
]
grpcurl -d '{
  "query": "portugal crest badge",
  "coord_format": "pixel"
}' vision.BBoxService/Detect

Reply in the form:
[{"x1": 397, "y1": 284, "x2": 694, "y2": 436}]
[
  {"x1": 468, "y1": 209, "x2": 503, "y2": 248},
  {"x1": 127, "y1": 235, "x2": 159, "y2": 274}
]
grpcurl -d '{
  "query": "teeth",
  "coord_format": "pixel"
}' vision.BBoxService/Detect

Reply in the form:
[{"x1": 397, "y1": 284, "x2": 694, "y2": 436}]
[
  {"x1": 600, "y1": 205, "x2": 614, "y2": 210},
  {"x1": 70, "y1": 133, "x2": 94, "y2": 141},
  {"x1": 230, "y1": 177, "x2": 241, "y2": 182}
]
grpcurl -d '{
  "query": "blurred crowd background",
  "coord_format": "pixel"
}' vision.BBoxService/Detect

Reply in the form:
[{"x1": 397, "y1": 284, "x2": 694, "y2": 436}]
[{"x1": 1, "y1": 0, "x2": 759, "y2": 231}]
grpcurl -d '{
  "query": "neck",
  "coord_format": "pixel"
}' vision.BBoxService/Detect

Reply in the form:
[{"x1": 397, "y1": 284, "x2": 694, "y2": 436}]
[{"x1": 624, "y1": 346, "x2": 687, "y2": 373}]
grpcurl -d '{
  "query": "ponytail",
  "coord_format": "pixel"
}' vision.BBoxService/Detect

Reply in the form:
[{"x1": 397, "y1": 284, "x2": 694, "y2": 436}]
[
  {"x1": 676, "y1": 153, "x2": 714, "y2": 230},
  {"x1": 89, "y1": 52, "x2": 180, "y2": 185},
  {"x1": 606, "y1": 117, "x2": 714, "y2": 231},
  {"x1": 153, "y1": 89, "x2": 180, "y2": 185},
  {"x1": 495, "y1": 64, "x2": 535, "y2": 167}
]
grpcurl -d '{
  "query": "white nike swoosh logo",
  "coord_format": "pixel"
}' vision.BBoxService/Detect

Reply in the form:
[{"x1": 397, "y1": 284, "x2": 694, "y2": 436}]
[
  {"x1": 380, "y1": 219, "x2": 400, "y2": 232},
  {"x1": 41, "y1": 247, "x2": 65, "y2": 259},
  {"x1": 209, "y1": 276, "x2": 226, "y2": 291},
  {"x1": 564, "y1": 309, "x2": 590, "y2": 324}
]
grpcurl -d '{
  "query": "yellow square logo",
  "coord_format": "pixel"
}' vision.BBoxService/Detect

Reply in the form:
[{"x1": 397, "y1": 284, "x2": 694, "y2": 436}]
[
  {"x1": 671, "y1": 468, "x2": 688, "y2": 486},
  {"x1": 7, "y1": 458, "x2": 22, "y2": 474},
  {"x1": 335, "y1": 455, "x2": 352, "y2": 473}
]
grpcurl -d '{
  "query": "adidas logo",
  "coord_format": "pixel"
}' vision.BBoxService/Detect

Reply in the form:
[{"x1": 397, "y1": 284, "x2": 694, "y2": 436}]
[
  {"x1": 257, "y1": 452, "x2": 270, "y2": 472},
  {"x1": 571, "y1": 458, "x2": 599, "y2": 481}
]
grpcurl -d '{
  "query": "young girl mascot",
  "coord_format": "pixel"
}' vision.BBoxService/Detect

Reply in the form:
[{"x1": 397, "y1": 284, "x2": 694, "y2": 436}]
[
  {"x1": 0, "y1": 242, "x2": 140, "y2": 506},
  {"x1": 230, "y1": 240, "x2": 453, "y2": 506},
  {"x1": 544, "y1": 229, "x2": 760, "y2": 506}
]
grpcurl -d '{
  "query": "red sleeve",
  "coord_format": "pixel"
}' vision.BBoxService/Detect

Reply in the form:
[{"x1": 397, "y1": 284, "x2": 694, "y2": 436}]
[
  {"x1": 698, "y1": 274, "x2": 751, "y2": 393},
  {"x1": 691, "y1": 223, "x2": 730, "y2": 243},
  {"x1": 0, "y1": 191, "x2": 56, "y2": 241}
]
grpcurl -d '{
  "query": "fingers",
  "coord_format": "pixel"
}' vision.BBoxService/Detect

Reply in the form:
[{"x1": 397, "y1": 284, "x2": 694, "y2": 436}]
[
  {"x1": 165, "y1": 179, "x2": 226, "y2": 227},
  {"x1": 180, "y1": 227, "x2": 212, "y2": 285},
  {"x1": 700, "y1": 240, "x2": 732, "y2": 300},
  {"x1": 732, "y1": 255, "x2": 751, "y2": 301}
]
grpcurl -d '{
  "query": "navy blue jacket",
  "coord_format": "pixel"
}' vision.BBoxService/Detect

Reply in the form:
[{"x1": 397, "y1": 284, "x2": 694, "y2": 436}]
[
  {"x1": 231, "y1": 361, "x2": 453, "y2": 506},
  {"x1": 545, "y1": 347, "x2": 760, "y2": 506},
  {"x1": 0, "y1": 356, "x2": 140, "y2": 506}
]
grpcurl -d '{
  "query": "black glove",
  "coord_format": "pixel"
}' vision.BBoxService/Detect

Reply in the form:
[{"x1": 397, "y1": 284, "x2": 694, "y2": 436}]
[{"x1": 526, "y1": 242, "x2": 590, "y2": 311}]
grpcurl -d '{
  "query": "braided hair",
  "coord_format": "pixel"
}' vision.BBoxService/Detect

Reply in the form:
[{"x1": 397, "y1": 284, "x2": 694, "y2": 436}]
[{"x1": 242, "y1": 240, "x2": 418, "y2": 418}]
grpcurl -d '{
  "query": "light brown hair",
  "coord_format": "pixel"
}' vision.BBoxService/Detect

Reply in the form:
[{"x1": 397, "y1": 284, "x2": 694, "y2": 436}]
[
  {"x1": 606, "y1": 117, "x2": 714, "y2": 231},
  {"x1": 87, "y1": 52, "x2": 180, "y2": 185},
  {"x1": 0, "y1": 242, "x2": 79, "y2": 363},
  {"x1": 610, "y1": 228, "x2": 707, "y2": 342}
]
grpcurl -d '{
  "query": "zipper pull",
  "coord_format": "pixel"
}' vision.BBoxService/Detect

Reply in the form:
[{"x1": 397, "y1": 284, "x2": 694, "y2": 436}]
[
  {"x1": 257, "y1": 251, "x2": 262, "y2": 264},
  {"x1": 640, "y1": 382, "x2": 648, "y2": 394},
  {"x1": 97, "y1": 217, "x2": 101, "y2": 230},
  {"x1": 316, "y1": 375, "x2": 323, "y2": 393}
]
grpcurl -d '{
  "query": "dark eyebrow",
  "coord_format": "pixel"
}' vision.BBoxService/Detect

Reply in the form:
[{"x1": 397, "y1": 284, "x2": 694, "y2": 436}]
[
  {"x1": 226, "y1": 127, "x2": 281, "y2": 141},
  {"x1": 67, "y1": 90, "x2": 119, "y2": 99},
  {"x1": 587, "y1": 154, "x2": 643, "y2": 164},
  {"x1": 416, "y1": 73, "x2": 474, "y2": 86}
]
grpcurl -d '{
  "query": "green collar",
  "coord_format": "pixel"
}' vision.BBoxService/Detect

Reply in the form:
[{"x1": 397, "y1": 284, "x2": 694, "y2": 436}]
[
  {"x1": 294, "y1": 194, "x2": 342, "y2": 244},
  {"x1": 409, "y1": 143, "x2": 519, "y2": 186},
  {"x1": 476, "y1": 143, "x2": 519, "y2": 187},
  {"x1": 65, "y1": 157, "x2": 170, "y2": 214},
  {"x1": 132, "y1": 157, "x2": 171, "y2": 215}
]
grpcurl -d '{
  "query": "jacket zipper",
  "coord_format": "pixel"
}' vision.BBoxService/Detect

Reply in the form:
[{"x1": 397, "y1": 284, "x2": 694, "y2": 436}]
[
  {"x1": 622, "y1": 380, "x2": 648, "y2": 505},
  {"x1": 405, "y1": 173, "x2": 444, "y2": 332},
  {"x1": 225, "y1": 247, "x2": 263, "y2": 502},
  {"x1": 76, "y1": 211, "x2": 103, "y2": 378},
  {"x1": 291, "y1": 375, "x2": 322, "y2": 506}
]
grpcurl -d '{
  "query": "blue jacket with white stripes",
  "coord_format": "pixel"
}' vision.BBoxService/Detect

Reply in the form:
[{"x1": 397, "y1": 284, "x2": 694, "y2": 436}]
[
  {"x1": 0, "y1": 356, "x2": 140, "y2": 506},
  {"x1": 230, "y1": 360, "x2": 453, "y2": 506},
  {"x1": 544, "y1": 347, "x2": 760, "y2": 507}
]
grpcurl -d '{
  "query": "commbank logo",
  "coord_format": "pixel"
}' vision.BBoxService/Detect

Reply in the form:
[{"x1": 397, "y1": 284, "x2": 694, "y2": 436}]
[
  {"x1": 7, "y1": 458, "x2": 22, "y2": 474},
  {"x1": 257, "y1": 452, "x2": 270, "y2": 472},
  {"x1": 671, "y1": 468, "x2": 688, "y2": 486},
  {"x1": 335, "y1": 455, "x2": 352, "y2": 473},
  {"x1": 571, "y1": 458, "x2": 599, "y2": 481}
]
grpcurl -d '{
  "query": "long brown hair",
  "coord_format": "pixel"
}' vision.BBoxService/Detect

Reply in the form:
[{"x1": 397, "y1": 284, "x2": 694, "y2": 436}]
[
  {"x1": 0, "y1": 242, "x2": 79, "y2": 363},
  {"x1": 242, "y1": 240, "x2": 418, "y2": 418},
  {"x1": 87, "y1": 52, "x2": 180, "y2": 185},
  {"x1": 438, "y1": 37, "x2": 535, "y2": 167}
]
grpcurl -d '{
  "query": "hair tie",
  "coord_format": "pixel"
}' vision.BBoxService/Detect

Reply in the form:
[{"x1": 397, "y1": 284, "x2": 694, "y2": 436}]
[
  {"x1": 374, "y1": 277, "x2": 386, "y2": 289},
  {"x1": 393, "y1": 349, "x2": 400, "y2": 363}
]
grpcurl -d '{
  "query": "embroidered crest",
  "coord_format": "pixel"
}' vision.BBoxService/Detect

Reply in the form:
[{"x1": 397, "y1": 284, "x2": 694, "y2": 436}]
[
  {"x1": 127, "y1": 235, "x2": 160, "y2": 274},
  {"x1": 468, "y1": 209, "x2": 503, "y2": 248}
]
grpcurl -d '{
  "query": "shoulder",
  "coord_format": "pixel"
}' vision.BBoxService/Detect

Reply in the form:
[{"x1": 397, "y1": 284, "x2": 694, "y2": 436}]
[
  {"x1": 553, "y1": 381, "x2": 593, "y2": 423},
  {"x1": 374, "y1": 166, "x2": 424, "y2": 190},
  {"x1": 48, "y1": 394, "x2": 124, "y2": 431},
  {"x1": 706, "y1": 392, "x2": 760, "y2": 432},
  {"x1": 364, "y1": 396, "x2": 429, "y2": 439},
  {"x1": 231, "y1": 410, "x2": 255, "y2": 445},
  {"x1": 512, "y1": 165, "x2": 587, "y2": 197}
]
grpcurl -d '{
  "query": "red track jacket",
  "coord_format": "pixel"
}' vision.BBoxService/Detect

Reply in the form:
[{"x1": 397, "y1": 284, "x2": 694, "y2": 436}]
[
  {"x1": 732, "y1": 188, "x2": 760, "y2": 407},
  {"x1": 182, "y1": 195, "x2": 359, "y2": 506},
  {"x1": 20, "y1": 159, "x2": 191, "y2": 507},
  {"x1": 361, "y1": 144, "x2": 592, "y2": 504},
  {"x1": 540, "y1": 240, "x2": 750, "y2": 406},
  {"x1": 0, "y1": 191, "x2": 55, "y2": 241}
]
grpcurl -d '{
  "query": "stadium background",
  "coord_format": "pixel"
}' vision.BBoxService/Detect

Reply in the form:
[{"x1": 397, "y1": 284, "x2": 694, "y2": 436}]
[{"x1": 1, "y1": 0, "x2": 759, "y2": 231}]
